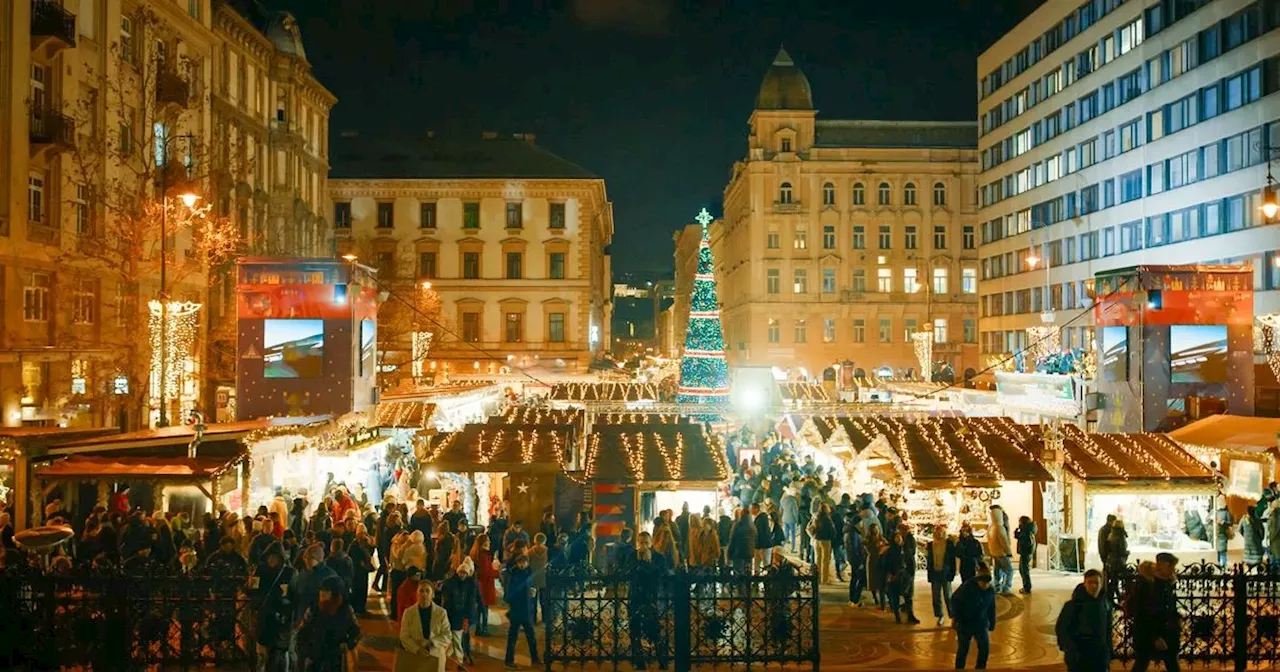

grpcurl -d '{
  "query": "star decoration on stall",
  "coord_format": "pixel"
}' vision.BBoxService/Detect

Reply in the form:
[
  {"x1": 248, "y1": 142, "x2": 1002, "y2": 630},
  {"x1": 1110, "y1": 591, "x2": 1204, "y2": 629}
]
[{"x1": 517, "y1": 481, "x2": 530, "y2": 494}]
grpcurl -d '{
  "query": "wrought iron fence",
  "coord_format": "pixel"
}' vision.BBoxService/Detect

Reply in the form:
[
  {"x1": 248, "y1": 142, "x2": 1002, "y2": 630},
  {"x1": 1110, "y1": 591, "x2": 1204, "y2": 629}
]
[
  {"x1": 1111, "y1": 561, "x2": 1280, "y2": 672},
  {"x1": 0, "y1": 565, "x2": 257, "y2": 670},
  {"x1": 544, "y1": 565, "x2": 819, "y2": 672}
]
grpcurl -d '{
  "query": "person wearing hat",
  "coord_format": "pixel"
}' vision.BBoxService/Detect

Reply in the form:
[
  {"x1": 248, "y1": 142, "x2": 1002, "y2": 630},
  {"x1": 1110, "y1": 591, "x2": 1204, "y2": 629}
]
[
  {"x1": 950, "y1": 563, "x2": 996, "y2": 669},
  {"x1": 290, "y1": 542, "x2": 338, "y2": 627},
  {"x1": 252, "y1": 541, "x2": 296, "y2": 670},
  {"x1": 441, "y1": 556, "x2": 482, "y2": 669},
  {"x1": 1130, "y1": 552, "x2": 1181, "y2": 672},
  {"x1": 297, "y1": 575, "x2": 361, "y2": 672}
]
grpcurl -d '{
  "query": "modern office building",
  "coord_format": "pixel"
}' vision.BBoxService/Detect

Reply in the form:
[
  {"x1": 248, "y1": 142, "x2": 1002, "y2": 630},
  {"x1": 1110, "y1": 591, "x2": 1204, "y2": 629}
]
[
  {"x1": 976, "y1": 0, "x2": 1280, "y2": 362},
  {"x1": 717, "y1": 48, "x2": 981, "y2": 381}
]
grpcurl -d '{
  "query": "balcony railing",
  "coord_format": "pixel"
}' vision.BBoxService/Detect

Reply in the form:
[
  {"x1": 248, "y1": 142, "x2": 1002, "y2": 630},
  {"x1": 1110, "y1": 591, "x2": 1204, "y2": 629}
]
[
  {"x1": 773, "y1": 201, "x2": 802, "y2": 214},
  {"x1": 27, "y1": 222, "x2": 60, "y2": 246},
  {"x1": 30, "y1": 0, "x2": 76, "y2": 52},
  {"x1": 29, "y1": 107, "x2": 75, "y2": 149},
  {"x1": 156, "y1": 69, "x2": 190, "y2": 107}
]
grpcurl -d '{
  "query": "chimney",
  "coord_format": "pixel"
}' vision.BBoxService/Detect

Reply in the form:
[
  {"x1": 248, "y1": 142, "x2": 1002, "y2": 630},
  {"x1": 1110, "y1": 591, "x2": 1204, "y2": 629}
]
[{"x1": 482, "y1": 131, "x2": 498, "y2": 140}]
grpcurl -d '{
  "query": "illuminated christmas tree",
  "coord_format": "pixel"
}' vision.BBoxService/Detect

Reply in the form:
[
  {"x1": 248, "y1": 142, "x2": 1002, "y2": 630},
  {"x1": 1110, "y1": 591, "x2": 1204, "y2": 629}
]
[{"x1": 676, "y1": 208, "x2": 731, "y2": 404}]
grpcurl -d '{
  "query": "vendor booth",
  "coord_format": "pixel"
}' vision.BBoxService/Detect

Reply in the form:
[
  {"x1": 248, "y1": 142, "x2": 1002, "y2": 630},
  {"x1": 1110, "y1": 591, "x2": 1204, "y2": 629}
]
[
  {"x1": 549, "y1": 382, "x2": 661, "y2": 406},
  {"x1": 1056, "y1": 424, "x2": 1220, "y2": 568},
  {"x1": 416, "y1": 423, "x2": 576, "y2": 531},
  {"x1": 37, "y1": 421, "x2": 260, "y2": 523},
  {"x1": 580, "y1": 423, "x2": 731, "y2": 559},
  {"x1": 1168, "y1": 414, "x2": 1280, "y2": 517},
  {"x1": 0, "y1": 426, "x2": 116, "y2": 530}
]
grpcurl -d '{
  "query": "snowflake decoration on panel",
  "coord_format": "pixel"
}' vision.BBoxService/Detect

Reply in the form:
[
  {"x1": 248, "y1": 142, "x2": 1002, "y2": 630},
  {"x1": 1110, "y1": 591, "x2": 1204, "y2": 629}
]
[{"x1": 676, "y1": 208, "x2": 731, "y2": 405}]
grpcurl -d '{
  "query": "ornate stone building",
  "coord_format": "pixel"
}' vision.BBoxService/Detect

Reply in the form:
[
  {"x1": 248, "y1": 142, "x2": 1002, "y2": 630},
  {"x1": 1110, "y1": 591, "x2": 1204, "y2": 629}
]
[
  {"x1": 329, "y1": 133, "x2": 614, "y2": 384},
  {"x1": 669, "y1": 221, "x2": 704, "y2": 358},
  {"x1": 1, "y1": 0, "x2": 220, "y2": 428},
  {"x1": 716, "y1": 49, "x2": 981, "y2": 381}
]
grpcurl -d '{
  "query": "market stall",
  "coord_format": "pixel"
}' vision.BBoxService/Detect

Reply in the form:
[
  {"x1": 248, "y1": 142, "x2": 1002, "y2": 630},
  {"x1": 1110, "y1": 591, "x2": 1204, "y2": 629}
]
[
  {"x1": 31, "y1": 455, "x2": 247, "y2": 523},
  {"x1": 0, "y1": 426, "x2": 117, "y2": 530},
  {"x1": 1168, "y1": 414, "x2": 1280, "y2": 517},
  {"x1": 1057, "y1": 424, "x2": 1220, "y2": 567},
  {"x1": 548, "y1": 381, "x2": 661, "y2": 407}
]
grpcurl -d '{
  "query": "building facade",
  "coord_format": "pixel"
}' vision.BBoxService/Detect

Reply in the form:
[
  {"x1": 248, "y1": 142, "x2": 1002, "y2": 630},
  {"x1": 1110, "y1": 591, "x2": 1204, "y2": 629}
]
[
  {"x1": 717, "y1": 49, "x2": 981, "y2": 380},
  {"x1": 976, "y1": 0, "x2": 1280, "y2": 361},
  {"x1": 669, "y1": 221, "x2": 702, "y2": 359},
  {"x1": 1, "y1": 0, "x2": 223, "y2": 428},
  {"x1": 206, "y1": 0, "x2": 335, "y2": 417},
  {"x1": 329, "y1": 133, "x2": 614, "y2": 385}
]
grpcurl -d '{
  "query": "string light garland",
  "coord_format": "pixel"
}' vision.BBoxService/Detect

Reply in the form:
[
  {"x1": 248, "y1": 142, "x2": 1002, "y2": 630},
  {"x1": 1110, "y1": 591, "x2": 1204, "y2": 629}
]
[
  {"x1": 551, "y1": 382, "x2": 660, "y2": 402},
  {"x1": 780, "y1": 382, "x2": 830, "y2": 402},
  {"x1": 1063, "y1": 425, "x2": 1129, "y2": 481},
  {"x1": 653, "y1": 431, "x2": 684, "y2": 480},
  {"x1": 911, "y1": 330, "x2": 933, "y2": 381},
  {"x1": 518, "y1": 430, "x2": 536, "y2": 465},
  {"x1": 619, "y1": 432, "x2": 647, "y2": 483},
  {"x1": 148, "y1": 300, "x2": 202, "y2": 422}
]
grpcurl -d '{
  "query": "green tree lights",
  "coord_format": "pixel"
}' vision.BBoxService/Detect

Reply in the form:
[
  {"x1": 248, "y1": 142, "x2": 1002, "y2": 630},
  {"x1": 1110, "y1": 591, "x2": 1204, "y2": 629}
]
[{"x1": 676, "y1": 209, "x2": 731, "y2": 404}]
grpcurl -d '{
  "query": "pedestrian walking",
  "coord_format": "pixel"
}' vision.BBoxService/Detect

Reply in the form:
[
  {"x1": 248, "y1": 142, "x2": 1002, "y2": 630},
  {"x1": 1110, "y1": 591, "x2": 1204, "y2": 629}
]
[
  {"x1": 1128, "y1": 552, "x2": 1181, "y2": 672},
  {"x1": 780, "y1": 486, "x2": 800, "y2": 552},
  {"x1": 865, "y1": 525, "x2": 885, "y2": 609},
  {"x1": 950, "y1": 565, "x2": 996, "y2": 670},
  {"x1": 628, "y1": 533, "x2": 670, "y2": 670},
  {"x1": 1214, "y1": 499, "x2": 1232, "y2": 567},
  {"x1": 986, "y1": 506, "x2": 1013, "y2": 595},
  {"x1": 251, "y1": 541, "x2": 295, "y2": 672},
  {"x1": 471, "y1": 536, "x2": 498, "y2": 636},
  {"x1": 1268, "y1": 500, "x2": 1280, "y2": 566},
  {"x1": 1104, "y1": 519, "x2": 1129, "y2": 598},
  {"x1": 502, "y1": 553, "x2": 540, "y2": 670},
  {"x1": 926, "y1": 525, "x2": 956, "y2": 626},
  {"x1": 882, "y1": 531, "x2": 914, "y2": 624},
  {"x1": 845, "y1": 513, "x2": 866, "y2": 606},
  {"x1": 809, "y1": 503, "x2": 836, "y2": 584},
  {"x1": 296, "y1": 575, "x2": 361, "y2": 672},
  {"x1": 728, "y1": 508, "x2": 756, "y2": 574},
  {"x1": 1055, "y1": 569, "x2": 1111, "y2": 672},
  {"x1": 751, "y1": 503, "x2": 771, "y2": 573},
  {"x1": 395, "y1": 581, "x2": 451, "y2": 672},
  {"x1": 441, "y1": 556, "x2": 482, "y2": 669},
  {"x1": 1014, "y1": 515, "x2": 1037, "y2": 594},
  {"x1": 1096, "y1": 514, "x2": 1115, "y2": 568}
]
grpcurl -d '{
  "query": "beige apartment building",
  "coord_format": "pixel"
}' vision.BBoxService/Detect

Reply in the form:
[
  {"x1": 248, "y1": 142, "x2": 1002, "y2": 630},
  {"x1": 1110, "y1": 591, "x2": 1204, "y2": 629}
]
[
  {"x1": 716, "y1": 48, "x2": 981, "y2": 381},
  {"x1": 666, "y1": 221, "x2": 703, "y2": 358},
  {"x1": 0, "y1": 0, "x2": 331, "y2": 429},
  {"x1": 329, "y1": 133, "x2": 614, "y2": 385}
]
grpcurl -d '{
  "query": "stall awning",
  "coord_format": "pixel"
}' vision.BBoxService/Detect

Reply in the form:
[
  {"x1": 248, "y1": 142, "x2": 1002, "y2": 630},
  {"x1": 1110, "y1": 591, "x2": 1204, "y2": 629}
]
[
  {"x1": 1060, "y1": 425, "x2": 1217, "y2": 484},
  {"x1": 48, "y1": 419, "x2": 270, "y2": 456},
  {"x1": 372, "y1": 400, "x2": 437, "y2": 429},
  {"x1": 779, "y1": 382, "x2": 829, "y2": 402},
  {"x1": 34, "y1": 455, "x2": 238, "y2": 480},
  {"x1": 1166, "y1": 414, "x2": 1280, "y2": 454},
  {"x1": 490, "y1": 407, "x2": 583, "y2": 426},
  {"x1": 594, "y1": 412, "x2": 690, "y2": 426},
  {"x1": 418, "y1": 424, "x2": 572, "y2": 472},
  {"x1": 585, "y1": 424, "x2": 730, "y2": 484},
  {"x1": 549, "y1": 382, "x2": 659, "y2": 402}
]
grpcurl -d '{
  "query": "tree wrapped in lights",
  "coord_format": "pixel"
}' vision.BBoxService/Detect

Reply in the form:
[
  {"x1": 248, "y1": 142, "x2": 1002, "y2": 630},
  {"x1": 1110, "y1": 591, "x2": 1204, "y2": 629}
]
[{"x1": 676, "y1": 209, "x2": 730, "y2": 404}]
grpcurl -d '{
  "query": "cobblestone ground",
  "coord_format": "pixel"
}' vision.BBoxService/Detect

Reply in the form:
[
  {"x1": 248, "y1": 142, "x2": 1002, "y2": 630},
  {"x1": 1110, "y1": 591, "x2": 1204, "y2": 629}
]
[{"x1": 355, "y1": 570, "x2": 1241, "y2": 670}]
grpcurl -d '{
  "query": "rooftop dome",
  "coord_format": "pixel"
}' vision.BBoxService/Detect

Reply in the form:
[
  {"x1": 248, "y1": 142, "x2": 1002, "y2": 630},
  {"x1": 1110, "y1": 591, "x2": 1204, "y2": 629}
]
[
  {"x1": 755, "y1": 47, "x2": 813, "y2": 111},
  {"x1": 266, "y1": 11, "x2": 306, "y2": 59}
]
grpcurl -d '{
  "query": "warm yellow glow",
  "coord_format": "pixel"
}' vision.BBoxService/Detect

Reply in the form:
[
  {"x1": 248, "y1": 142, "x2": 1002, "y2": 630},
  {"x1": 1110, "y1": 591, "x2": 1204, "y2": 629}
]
[
  {"x1": 420, "y1": 281, "x2": 433, "y2": 289},
  {"x1": 1026, "y1": 254, "x2": 1040, "y2": 269},
  {"x1": 149, "y1": 300, "x2": 202, "y2": 425},
  {"x1": 179, "y1": 192, "x2": 200, "y2": 209},
  {"x1": 341, "y1": 253, "x2": 358, "y2": 262},
  {"x1": 1265, "y1": 202, "x2": 1280, "y2": 219}
]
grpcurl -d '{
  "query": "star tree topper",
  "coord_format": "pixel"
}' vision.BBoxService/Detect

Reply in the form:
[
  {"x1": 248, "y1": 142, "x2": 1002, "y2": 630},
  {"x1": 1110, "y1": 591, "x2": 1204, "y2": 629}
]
[{"x1": 695, "y1": 207, "x2": 714, "y2": 227}]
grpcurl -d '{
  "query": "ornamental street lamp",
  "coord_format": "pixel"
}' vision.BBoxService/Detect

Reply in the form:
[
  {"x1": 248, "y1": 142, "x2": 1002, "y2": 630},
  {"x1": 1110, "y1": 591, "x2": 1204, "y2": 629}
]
[{"x1": 157, "y1": 131, "x2": 199, "y2": 427}]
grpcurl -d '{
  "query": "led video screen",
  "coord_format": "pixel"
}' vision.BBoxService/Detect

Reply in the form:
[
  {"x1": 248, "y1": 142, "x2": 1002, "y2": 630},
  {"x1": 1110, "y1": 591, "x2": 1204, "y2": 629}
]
[
  {"x1": 1101, "y1": 326, "x2": 1128, "y2": 382},
  {"x1": 264, "y1": 319, "x2": 324, "y2": 378},
  {"x1": 1170, "y1": 324, "x2": 1228, "y2": 383}
]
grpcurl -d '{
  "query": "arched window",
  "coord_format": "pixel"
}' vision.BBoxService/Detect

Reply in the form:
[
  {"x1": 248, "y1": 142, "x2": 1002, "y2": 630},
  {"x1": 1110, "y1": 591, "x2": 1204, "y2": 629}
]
[
  {"x1": 933, "y1": 182, "x2": 947, "y2": 206},
  {"x1": 878, "y1": 182, "x2": 891, "y2": 205},
  {"x1": 779, "y1": 182, "x2": 793, "y2": 204},
  {"x1": 822, "y1": 182, "x2": 835, "y2": 206},
  {"x1": 852, "y1": 183, "x2": 865, "y2": 206},
  {"x1": 903, "y1": 182, "x2": 917, "y2": 206}
]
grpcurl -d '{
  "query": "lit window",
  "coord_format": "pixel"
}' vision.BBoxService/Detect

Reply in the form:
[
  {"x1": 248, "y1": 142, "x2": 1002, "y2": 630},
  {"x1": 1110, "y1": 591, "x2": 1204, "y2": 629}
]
[
  {"x1": 933, "y1": 318, "x2": 948, "y2": 343},
  {"x1": 793, "y1": 225, "x2": 807, "y2": 249},
  {"x1": 932, "y1": 268, "x2": 948, "y2": 294},
  {"x1": 793, "y1": 269, "x2": 807, "y2": 294},
  {"x1": 903, "y1": 268, "x2": 919, "y2": 293},
  {"x1": 823, "y1": 318, "x2": 836, "y2": 343},
  {"x1": 24, "y1": 273, "x2": 51, "y2": 322},
  {"x1": 877, "y1": 268, "x2": 892, "y2": 293}
]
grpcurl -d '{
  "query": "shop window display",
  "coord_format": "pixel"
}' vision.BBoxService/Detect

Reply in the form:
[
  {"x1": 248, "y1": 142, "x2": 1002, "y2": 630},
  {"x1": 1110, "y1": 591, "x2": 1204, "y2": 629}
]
[{"x1": 1087, "y1": 493, "x2": 1214, "y2": 560}]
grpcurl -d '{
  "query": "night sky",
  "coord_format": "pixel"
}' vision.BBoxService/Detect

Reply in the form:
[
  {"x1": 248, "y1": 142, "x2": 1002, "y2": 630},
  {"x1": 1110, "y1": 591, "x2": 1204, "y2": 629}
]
[{"x1": 274, "y1": 0, "x2": 1043, "y2": 276}]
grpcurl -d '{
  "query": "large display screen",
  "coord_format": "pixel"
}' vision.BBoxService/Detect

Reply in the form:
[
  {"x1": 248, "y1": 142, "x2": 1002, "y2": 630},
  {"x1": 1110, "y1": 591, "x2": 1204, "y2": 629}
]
[
  {"x1": 1170, "y1": 324, "x2": 1228, "y2": 383},
  {"x1": 1101, "y1": 326, "x2": 1128, "y2": 382},
  {"x1": 360, "y1": 318, "x2": 376, "y2": 377},
  {"x1": 264, "y1": 319, "x2": 325, "y2": 378}
]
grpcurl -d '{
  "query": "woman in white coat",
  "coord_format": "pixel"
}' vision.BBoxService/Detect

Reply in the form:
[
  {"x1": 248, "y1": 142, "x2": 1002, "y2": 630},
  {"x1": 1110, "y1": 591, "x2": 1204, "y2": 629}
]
[{"x1": 396, "y1": 581, "x2": 451, "y2": 672}]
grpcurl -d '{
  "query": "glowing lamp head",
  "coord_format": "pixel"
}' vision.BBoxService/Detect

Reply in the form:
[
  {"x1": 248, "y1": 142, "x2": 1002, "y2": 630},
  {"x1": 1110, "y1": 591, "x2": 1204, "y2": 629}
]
[
  {"x1": 1025, "y1": 254, "x2": 1040, "y2": 269},
  {"x1": 421, "y1": 281, "x2": 433, "y2": 289},
  {"x1": 341, "y1": 253, "x2": 358, "y2": 262},
  {"x1": 179, "y1": 192, "x2": 200, "y2": 209},
  {"x1": 1263, "y1": 184, "x2": 1279, "y2": 219},
  {"x1": 735, "y1": 385, "x2": 767, "y2": 413}
]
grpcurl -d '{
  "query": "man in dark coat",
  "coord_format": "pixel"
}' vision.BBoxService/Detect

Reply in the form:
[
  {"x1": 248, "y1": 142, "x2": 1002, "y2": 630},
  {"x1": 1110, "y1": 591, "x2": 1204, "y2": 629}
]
[
  {"x1": 1130, "y1": 553, "x2": 1182, "y2": 672},
  {"x1": 443, "y1": 500, "x2": 466, "y2": 532},
  {"x1": 676, "y1": 503, "x2": 691, "y2": 558},
  {"x1": 488, "y1": 509, "x2": 510, "y2": 563},
  {"x1": 325, "y1": 538, "x2": 355, "y2": 603},
  {"x1": 503, "y1": 554, "x2": 541, "y2": 668},
  {"x1": 628, "y1": 533, "x2": 669, "y2": 670},
  {"x1": 290, "y1": 543, "x2": 338, "y2": 625},
  {"x1": 612, "y1": 528, "x2": 635, "y2": 573},
  {"x1": 251, "y1": 541, "x2": 296, "y2": 669},
  {"x1": 844, "y1": 513, "x2": 865, "y2": 605},
  {"x1": 1015, "y1": 516, "x2": 1037, "y2": 594},
  {"x1": 752, "y1": 503, "x2": 771, "y2": 573},
  {"x1": 951, "y1": 566, "x2": 996, "y2": 670},
  {"x1": 1055, "y1": 569, "x2": 1111, "y2": 672},
  {"x1": 728, "y1": 508, "x2": 757, "y2": 574},
  {"x1": 408, "y1": 499, "x2": 433, "y2": 540}
]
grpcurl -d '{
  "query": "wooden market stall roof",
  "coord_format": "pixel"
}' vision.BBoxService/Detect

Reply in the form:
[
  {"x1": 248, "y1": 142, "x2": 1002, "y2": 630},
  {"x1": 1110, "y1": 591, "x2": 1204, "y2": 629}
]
[
  {"x1": 34, "y1": 456, "x2": 238, "y2": 480},
  {"x1": 417, "y1": 424, "x2": 572, "y2": 472},
  {"x1": 489, "y1": 407, "x2": 583, "y2": 426},
  {"x1": 1059, "y1": 424, "x2": 1217, "y2": 484},
  {"x1": 593, "y1": 412, "x2": 692, "y2": 425},
  {"x1": 584, "y1": 425, "x2": 730, "y2": 484},
  {"x1": 47, "y1": 419, "x2": 271, "y2": 459},
  {"x1": 779, "y1": 382, "x2": 829, "y2": 402},
  {"x1": 1167, "y1": 414, "x2": 1280, "y2": 454},
  {"x1": 372, "y1": 400, "x2": 438, "y2": 429},
  {"x1": 549, "y1": 382, "x2": 660, "y2": 402}
]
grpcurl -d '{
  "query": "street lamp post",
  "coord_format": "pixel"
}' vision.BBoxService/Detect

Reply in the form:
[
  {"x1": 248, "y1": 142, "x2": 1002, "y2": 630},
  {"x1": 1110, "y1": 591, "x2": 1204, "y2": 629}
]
[{"x1": 157, "y1": 132, "x2": 199, "y2": 427}]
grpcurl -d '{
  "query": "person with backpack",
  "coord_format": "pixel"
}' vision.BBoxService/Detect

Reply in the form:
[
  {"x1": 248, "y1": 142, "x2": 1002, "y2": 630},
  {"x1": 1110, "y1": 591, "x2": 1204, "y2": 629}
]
[
  {"x1": 1129, "y1": 553, "x2": 1181, "y2": 672},
  {"x1": 1055, "y1": 569, "x2": 1111, "y2": 672}
]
